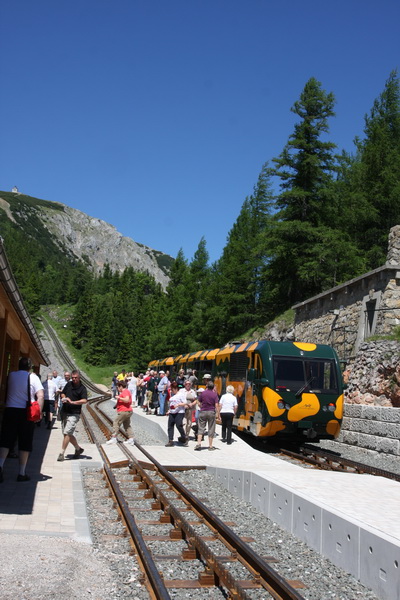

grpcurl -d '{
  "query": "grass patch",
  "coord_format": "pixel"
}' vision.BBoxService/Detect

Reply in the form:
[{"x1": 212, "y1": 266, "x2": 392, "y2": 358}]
[
  {"x1": 275, "y1": 308, "x2": 295, "y2": 326},
  {"x1": 367, "y1": 326, "x2": 400, "y2": 342},
  {"x1": 40, "y1": 305, "x2": 128, "y2": 388}
]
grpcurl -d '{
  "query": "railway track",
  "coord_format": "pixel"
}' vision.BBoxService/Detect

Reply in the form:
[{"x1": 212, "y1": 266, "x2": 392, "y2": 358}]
[
  {"x1": 41, "y1": 316, "x2": 108, "y2": 397},
  {"x1": 235, "y1": 430, "x2": 400, "y2": 483},
  {"x1": 81, "y1": 396, "x2": 308, "y2": 600},
  {"x1": 41, "y1": 318, "x2": 396, "y2": 599},
  {"x1": 280, "y1": 445, "x2": 400, "y2": 482}
]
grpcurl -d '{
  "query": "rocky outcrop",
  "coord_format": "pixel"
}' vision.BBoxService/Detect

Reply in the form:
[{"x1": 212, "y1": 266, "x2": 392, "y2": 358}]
[
  {"x1": 0, "y1": 194, "x2": 172, "y2": 288},
  {"x1": 345, "y1": 340, "x2": 400, "y2": 407}
]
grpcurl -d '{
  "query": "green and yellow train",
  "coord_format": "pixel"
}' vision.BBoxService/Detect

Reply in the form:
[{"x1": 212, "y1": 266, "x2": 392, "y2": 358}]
[{"x1": 149, "y1": 340, "x2": 344, "y2": 441}]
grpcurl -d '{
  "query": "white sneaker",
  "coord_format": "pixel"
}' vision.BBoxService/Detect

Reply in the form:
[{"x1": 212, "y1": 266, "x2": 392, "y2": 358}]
[
  {"x1": 106, "y1": 437, "x2": 117, "y2": 444},
  {"x1": 124, "y1": 438, "x2": 135, "y2": 446}
]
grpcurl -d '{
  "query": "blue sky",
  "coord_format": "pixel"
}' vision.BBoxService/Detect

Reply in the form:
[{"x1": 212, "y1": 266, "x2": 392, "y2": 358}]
[{"x1": 1, "y1": 1, "x2": 399, "y2": 264}]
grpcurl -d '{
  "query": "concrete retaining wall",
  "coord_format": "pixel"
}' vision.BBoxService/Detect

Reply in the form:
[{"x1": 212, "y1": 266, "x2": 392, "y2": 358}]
[
  {"x1": 340, "y1": 404, "x2": 400, "y2": 456},
  {"x1": 207, "y1": 465, "x2": 400, "y2": 600}
]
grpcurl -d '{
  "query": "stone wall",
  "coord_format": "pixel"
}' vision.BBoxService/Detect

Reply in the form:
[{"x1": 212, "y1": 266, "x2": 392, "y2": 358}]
[
  {"x1": 293, "y1": 226, "x2": 400, "y2": 362},
  {"x1": 293, "y1": 266, "x2": 400, "y2": 361},
  {"x1": 337, "y1": 340, "x2": 400, "y2": 454},
  {"x1": 340, "y1": 404, "x2": 400, "y2": 456},
  {"x1": 344, "y1": 340, "x2": 400, "y2": 407}
]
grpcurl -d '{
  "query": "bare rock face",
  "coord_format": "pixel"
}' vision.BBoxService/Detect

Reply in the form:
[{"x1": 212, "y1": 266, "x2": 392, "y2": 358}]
[
  {"x1": 1, "y1": 192, "x2": 172, "y2": 288},
  {"x1": 345, "y1": 340, "x2": 400, "y2": 407},
  {"x1": 386, "y1": 225, "x2": 400, "y2": 266},
  {"x1": 39, "y1": 204, "x2": 171, "y2": 287}
]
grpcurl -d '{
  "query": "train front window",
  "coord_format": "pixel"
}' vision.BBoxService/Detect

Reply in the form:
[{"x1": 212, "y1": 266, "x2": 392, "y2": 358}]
[{"x1": 273, "y1": 357, "x2": 338, "y2": 394}]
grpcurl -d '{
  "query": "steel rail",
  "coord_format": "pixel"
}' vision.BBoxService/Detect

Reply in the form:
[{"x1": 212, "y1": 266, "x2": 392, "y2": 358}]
[
  {"x1": 103, "y1": 461, "x2": 172, "y2": 600},
  {"x1": 129, "y1": 459, "x2": 255, "y2": 599},
  {"x1": 294, "y1": 446, "x2": 400, "y2": 482},
  {"x1": 85, "y1": 398, "x2": 306, "y2": 599},
  {"x1": 80, "y1": 403, "x2": 171, "y2": 600},
  {"x1": 131, "y1": 441, "x2": 306, "y2": 600},
  {"x1": 41, "y1": 316, "x2": 109, "y2": 396}
]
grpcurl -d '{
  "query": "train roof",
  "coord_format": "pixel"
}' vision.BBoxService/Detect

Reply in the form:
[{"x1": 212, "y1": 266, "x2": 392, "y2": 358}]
[{"x1": 149, "y1": 340, "x2": 338, "y2": 367}]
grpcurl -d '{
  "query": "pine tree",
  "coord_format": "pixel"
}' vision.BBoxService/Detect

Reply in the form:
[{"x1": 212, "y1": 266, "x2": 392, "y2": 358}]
[
  {"x1": 209, "y1": 163, "x2": 275, "y2": 341},
  {"x1": 273, "y1": 77, "x2": 337, "y2": 225},
  {"x1": 163, "y1": 249, "x2": 192, "y2": 355},
  {"x1": 187, "y1": 237, "x2": 210, "y2": 349},
  {"x1": 264, "y1": 78, "x2": 344, "y2": 309},
  {"x1": 354, "y1": 70, "x2": 400, "y2": 267}
]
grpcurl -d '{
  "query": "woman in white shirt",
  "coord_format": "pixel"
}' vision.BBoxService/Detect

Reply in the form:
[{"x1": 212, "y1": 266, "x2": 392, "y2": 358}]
[
  {"x1": 127, "y1": 372, "x2": 137, "y2": 407},
  {"x1": 218, "y1": 385, "x2": 238, "y2": 445}
]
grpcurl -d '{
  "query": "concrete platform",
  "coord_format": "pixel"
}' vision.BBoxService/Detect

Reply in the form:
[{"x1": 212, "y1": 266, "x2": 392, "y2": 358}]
[
  {"x1": 2, "y1": 405, "x2": 399, "y2": 599},
  {"x1": 131, "y1": 408, "x2": 400, "y2": 600},
  {"x1": 0, "y1": 417, "x2": 102, "y2": 542}
]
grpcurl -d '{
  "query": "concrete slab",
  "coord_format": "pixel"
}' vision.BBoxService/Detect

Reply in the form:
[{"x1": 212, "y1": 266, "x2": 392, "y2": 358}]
[
  {"x1": 0, "y1": 417, "x2": 102, "y2": 542},
  {"x1": 130, "y1": 406, "x2": 400, "y2": 600}
]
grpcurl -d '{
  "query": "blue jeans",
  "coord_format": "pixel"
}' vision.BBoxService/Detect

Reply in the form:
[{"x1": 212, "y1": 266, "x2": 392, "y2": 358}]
[{"x1": 158, "y1": 392, "x2": 167, "y2": 415}]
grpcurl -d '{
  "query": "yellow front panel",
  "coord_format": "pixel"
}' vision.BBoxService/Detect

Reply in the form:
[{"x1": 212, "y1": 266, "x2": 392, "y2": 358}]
[{"x1": 287, "y1": 392, "x2": 320, "y2": 422}]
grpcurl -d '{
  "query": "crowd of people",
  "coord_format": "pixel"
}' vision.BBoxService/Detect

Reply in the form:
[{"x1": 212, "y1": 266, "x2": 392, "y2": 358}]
[
  {"x1": 0, "y1": 363, "x2": 86, "y2": 484},
  {"x1": 0, "y1": 359, "x2": 238, "y2": 483},
  {"x1": 110, "y1": 368, "x2": 238, "y2": 450}
]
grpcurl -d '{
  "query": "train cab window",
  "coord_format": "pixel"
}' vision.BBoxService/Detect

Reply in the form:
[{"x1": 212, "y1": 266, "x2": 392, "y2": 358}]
[
  {"x1": 274, "y1": 359, "x2": 304, "y2": 392},
  {"x1": 273, "y1": 357, "x2": 338, "y2": 394}
]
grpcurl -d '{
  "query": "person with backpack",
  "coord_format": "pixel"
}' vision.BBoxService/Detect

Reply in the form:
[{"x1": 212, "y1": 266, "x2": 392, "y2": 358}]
[{"x1": 0, "y1": 357, "x2": 44, "y2": 482}]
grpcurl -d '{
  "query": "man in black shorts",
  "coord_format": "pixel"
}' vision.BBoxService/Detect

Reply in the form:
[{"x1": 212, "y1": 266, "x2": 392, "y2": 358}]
[
  {"x1": 0, "y1": 357, "x2": 44, "y2": 482},
  {"x1": 57, "y1": 369, "x2": 87, "y2": 462}
]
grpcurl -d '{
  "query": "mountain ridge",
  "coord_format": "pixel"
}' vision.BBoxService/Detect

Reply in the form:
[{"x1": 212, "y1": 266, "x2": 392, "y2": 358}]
[{"x1": 0, "y1": 191, "x2": 173, "y2": 287}]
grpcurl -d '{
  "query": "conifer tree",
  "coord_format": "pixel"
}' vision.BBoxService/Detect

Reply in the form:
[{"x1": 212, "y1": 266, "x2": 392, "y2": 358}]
[
  {"x1": 264, "y1": 78, "x2": 345, "y2": 310},
  {"x1": 353, "y1": 70, "x2": 400, "y2": 267},
  {"x1": 187, "y1": 237, "x2": 210, "y2": 349},
  {"x1": 210, "y1": 163, "x2": 275, "y2": 341},
  {"x1": 163, "y1": 249, "x2": 192, "y2": 355},
  {"x1": 273, "y1": 77, "x2": 337, "y2": 225}
]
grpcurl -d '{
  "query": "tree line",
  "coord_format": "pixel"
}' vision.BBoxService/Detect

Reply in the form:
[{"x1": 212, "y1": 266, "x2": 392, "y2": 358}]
[{"x1": 2, "y1": 71, "x2": 400, "y2": 371}]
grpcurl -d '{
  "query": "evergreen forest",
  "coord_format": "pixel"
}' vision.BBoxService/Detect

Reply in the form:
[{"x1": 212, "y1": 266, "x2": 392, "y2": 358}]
[{"x1": 1, "y1": 71, "x2": 400, "y2": 371}]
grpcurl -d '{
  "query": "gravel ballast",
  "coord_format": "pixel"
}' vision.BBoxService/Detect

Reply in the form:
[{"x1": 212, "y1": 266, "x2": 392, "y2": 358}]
[{"x1": 2, "y1": 331, "x2": 386, "y2": 599}]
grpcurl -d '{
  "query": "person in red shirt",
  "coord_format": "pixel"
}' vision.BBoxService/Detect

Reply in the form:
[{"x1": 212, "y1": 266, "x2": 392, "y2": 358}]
[{"x1": 106, "y1": 381, "x2": 134, "y2": 446}]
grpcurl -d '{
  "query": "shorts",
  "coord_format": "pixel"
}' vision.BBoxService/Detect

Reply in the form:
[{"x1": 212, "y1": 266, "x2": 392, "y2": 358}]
[
  {"x1": 0, "y1": 407, "x2": 35, "y2": 452},
  {"x1": 197, "y1": 411, "x2": 216, "y2": 438},
  {"x1": 44, "y1": 400, "x2": 56, "y2": 414},
  {"x1": 61, "y1": 414, "x2": 80, "y2": 436}
]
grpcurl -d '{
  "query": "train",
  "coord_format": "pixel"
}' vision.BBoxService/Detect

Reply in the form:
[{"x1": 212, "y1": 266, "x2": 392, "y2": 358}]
[{"x1": 148, "y1": 340, "x2": 345, "y2": 441}]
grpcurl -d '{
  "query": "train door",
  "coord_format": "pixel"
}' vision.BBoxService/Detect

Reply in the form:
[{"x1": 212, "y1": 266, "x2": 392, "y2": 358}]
[{"x1": 233, "y1": 348, "x2": 259, "y2": 432}]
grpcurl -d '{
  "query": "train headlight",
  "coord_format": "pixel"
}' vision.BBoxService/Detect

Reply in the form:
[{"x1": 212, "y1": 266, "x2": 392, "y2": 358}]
[
  {"x1": 285, "y1": 403, "x2": 291, "y2": 410},
  {"x1": 328, "y1": 403, "x2": 336, "y2": 412},
  {"x1": 277, "y1": 401, "x2": 285, "y2": 409}
]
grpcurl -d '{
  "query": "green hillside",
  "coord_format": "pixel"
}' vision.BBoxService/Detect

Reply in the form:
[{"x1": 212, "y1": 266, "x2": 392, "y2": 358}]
[{"x1": 0, "y1": 192, "x2": 92, "y2": 312}]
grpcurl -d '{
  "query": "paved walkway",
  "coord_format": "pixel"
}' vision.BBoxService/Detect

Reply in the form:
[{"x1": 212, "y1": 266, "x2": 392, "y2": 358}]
[{"x1": 0, "y1": 417, "x2": 102, "y2": 542}]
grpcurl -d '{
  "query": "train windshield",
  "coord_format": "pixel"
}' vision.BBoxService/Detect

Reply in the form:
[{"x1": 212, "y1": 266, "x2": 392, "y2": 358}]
[{"x1": 273, "y1": 357, "x2": 339, "y2": 395}]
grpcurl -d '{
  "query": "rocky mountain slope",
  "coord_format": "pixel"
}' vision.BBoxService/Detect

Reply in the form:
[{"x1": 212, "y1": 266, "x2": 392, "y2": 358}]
[{"x1": 0, "y1": 191, "x2": 173, "y2": 287}]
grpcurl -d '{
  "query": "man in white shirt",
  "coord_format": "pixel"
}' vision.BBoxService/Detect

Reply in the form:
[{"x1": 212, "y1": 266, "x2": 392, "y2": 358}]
[
  {"x1": 43, "y1": 374, "x2": 58, "y2": 430},
  {"x1": 0, "y1": 357, "x2": 44, "y2": 482}
]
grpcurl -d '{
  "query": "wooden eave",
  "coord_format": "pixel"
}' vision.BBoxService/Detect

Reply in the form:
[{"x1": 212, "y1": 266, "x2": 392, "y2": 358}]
[{"x1": 0, "y1": 238, "x2": 49, "y2": 366}]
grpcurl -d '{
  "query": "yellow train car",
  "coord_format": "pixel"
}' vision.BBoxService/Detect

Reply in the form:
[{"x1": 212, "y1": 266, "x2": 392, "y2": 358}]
[{"x1": 149, "y1": 340, "x2": 344, "y2": 441}]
